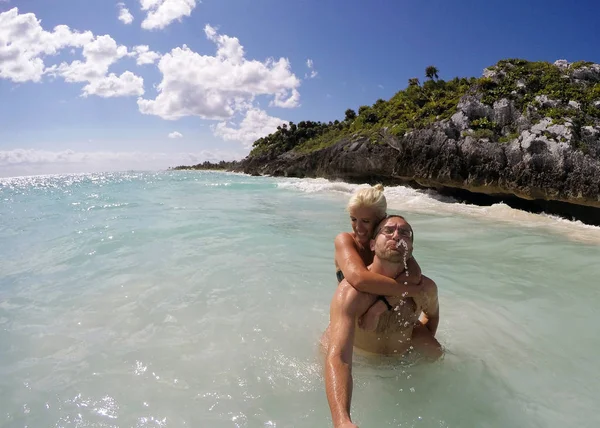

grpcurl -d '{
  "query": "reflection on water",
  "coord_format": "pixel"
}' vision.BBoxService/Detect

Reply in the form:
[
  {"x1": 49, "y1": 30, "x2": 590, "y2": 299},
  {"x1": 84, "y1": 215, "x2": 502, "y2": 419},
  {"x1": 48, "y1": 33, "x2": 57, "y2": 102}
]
[{"x1": 1, "y1": 172, "x2": 599, "y2": 427}]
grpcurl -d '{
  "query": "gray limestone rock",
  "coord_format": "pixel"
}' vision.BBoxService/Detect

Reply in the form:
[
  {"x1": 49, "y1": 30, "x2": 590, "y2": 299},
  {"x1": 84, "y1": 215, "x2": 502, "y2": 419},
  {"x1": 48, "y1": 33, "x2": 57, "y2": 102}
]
[
  {"x1": 451, "y1": 111, "x2": 469, "y2": 131},
  {"x1": 554, "y1": 59, "x2": 570, "y2": 69},
  {"x1": 535, "y1": 95, "x2": 560, "y2": 109},
  {"x1": 571, "y1": 64, "x2": 600, "y2": 82},
  {"x1": 457, "y1": 95, "x2": 493, "y2": 120},
  {"x1": 493, "y1": 98, "x2": 516, "y2": 127}
]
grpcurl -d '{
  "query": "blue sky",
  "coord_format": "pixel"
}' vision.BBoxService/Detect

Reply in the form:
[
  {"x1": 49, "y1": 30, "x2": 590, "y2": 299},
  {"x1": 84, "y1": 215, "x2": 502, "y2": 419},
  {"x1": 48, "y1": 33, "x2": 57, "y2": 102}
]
[{"x1": 1, "y1": 0, "x2": 599, "y2": 176}]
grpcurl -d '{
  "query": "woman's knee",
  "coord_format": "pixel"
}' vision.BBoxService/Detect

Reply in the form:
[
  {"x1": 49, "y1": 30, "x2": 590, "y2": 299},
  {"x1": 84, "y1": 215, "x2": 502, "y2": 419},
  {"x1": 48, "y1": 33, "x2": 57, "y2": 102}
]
[{"x1": 335, "y1": 281, "x2": 374, "y2": 315}]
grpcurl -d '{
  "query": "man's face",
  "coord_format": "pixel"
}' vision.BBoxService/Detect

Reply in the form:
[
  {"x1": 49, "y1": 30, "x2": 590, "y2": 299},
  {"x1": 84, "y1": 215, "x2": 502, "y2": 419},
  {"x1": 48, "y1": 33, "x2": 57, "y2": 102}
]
[{"x1": 370, "y1": 217, "x2": 414, "y2": 263}]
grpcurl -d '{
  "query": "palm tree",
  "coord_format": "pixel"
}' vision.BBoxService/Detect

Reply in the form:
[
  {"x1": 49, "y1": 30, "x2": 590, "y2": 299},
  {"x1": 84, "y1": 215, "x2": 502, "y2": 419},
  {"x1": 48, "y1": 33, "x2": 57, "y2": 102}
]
[
  {"x1": 408, "y1": 77, "x2": 420, "y2": 87},
  {"x1": 425, "y1": 65, "x2": 439, "y2": 80}
]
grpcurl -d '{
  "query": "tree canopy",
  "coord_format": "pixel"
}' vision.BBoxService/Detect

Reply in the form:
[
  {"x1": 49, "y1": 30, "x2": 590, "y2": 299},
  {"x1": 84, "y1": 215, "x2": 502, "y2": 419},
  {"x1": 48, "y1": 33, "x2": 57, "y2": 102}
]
[{"x1": 425, "y1": 65, "x2": 439, "y2": 80}]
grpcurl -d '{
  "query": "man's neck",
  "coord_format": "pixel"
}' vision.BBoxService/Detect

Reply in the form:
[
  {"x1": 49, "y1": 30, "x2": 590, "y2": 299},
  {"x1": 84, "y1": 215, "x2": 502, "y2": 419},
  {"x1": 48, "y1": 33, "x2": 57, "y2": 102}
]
[{"x1": 369, "y1": 258, "x2": 405, "y2": 279}]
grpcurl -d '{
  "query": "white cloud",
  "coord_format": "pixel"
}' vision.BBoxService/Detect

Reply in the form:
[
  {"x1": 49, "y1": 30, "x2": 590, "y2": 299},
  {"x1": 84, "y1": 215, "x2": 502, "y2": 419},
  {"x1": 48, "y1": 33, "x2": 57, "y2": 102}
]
[
  {"x1": 117, "y1": 3, "x2": 134, "y2": 25},
  {"x1": 0, "y1": 148, "x2": 246, "y2": 177},
  {"x1": 213, "y1": 108, "x2": 286, "y2": 148},
  {"x1": 272, "y1": 88, "x2": 300, "y2": 108},
  {"x1": 82, "y1": 71, "x2": 144, "y2": 98},
  {"x1": 0, "y1": 7, "x2": 93, "y2": 82},
  {"x1": 140, "y1": 0, "x2": 197, "y2": 30},
  {"x1": 130, "y1": 45, "x2": 160, "y2": 65},
  {"x1": 138, "y1": 24, "x2": 301, "y2": 121},
  {"x1": 0, "y1": 8, "x2": 143, "y2": 98},
  {"x1": 49, "y1": 35, "x2": 128, "y2": 83},
  {"x1": 168, "y1": 131, "x2": 183, "y2": 138},
  {"x1": 305, "y1": 58, "x2": 318, "y2": 79},
  {"x1": 46, "y1": 35, "x2": 145, "y2": 97}
]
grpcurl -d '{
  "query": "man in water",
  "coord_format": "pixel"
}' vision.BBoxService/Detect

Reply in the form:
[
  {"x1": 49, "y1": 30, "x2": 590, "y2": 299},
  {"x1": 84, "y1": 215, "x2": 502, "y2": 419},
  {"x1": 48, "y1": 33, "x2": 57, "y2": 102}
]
[{"x1": 322, "y1": 215, "x2": 442, "y2": 428}]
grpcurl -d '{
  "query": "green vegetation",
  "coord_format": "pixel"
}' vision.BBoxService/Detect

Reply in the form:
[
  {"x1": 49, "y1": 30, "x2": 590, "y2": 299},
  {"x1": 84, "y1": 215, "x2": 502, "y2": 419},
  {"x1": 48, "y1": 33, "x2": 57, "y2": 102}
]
[
  {"x1": 249, "y1": 60, "x2": 600, "y2": 157},
  {"x1": 171, "y1": 160, "x2": 238, "y2": 170},
  {"x1": 408, "y1": 78, "x2": 420, "y2": 87},
  {"x1": 425, "y1": 65, "x2": 439, "y2": 80},
  {"x1": 572, "y1": 60, "x2": 595, "y2": 69},
  {"x1": 479, "y1": 60, "x2": 600, "y2": 120},
  {"x1": 250, "y1": 66, "x2": 475, "y2": 156},
  {"x1": 250, "y1": 120, "x2": 339, "y2": 156}
]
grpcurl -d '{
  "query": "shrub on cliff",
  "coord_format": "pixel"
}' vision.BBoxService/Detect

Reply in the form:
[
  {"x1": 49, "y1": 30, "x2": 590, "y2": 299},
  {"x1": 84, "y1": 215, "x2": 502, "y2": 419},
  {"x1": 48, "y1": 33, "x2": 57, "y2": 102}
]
[{"x1": 249, "y1": 59, "x2": 600, "y2": 156}]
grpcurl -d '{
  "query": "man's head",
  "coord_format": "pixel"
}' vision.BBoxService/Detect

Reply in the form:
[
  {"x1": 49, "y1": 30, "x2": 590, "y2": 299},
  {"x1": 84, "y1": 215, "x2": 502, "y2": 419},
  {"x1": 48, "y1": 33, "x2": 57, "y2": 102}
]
[{"x1": 370, "y1": 215, "x2": 414, "y2": 263}]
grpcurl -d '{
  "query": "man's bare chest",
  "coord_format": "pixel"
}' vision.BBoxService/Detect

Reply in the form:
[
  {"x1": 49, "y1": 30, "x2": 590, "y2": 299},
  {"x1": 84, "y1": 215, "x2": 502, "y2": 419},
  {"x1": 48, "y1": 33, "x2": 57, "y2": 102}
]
[{"x1": 377, "y1": 298, "x2": 422, "y2": 333}]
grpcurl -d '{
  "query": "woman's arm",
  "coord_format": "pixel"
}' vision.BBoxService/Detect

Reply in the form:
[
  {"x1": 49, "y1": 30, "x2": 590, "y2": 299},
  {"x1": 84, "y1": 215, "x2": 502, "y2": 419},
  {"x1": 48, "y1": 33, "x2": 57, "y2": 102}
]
[{"x1": 334, "y1": 233, "x2": 422, "y2": 297}]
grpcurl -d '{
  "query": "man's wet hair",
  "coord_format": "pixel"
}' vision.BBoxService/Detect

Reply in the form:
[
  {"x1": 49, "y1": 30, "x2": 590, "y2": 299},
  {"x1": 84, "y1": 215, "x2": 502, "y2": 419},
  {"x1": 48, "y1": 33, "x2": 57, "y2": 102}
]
[{"x1": 372, "y1": 214, "x2": 414, "y2": 242}]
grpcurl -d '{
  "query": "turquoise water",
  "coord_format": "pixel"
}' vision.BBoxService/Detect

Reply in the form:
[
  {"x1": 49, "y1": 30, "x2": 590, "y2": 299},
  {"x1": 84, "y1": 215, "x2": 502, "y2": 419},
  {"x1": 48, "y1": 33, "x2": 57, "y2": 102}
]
[{"x1": 1, "y1": 171, "x2": 600, "y2": 427}]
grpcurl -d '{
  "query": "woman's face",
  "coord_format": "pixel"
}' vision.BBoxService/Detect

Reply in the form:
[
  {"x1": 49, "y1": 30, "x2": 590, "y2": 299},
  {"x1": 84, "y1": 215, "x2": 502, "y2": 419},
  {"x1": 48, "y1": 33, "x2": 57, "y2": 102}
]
[{"x1": 349, "y1": 206, "x2": 379, "y2": 245}]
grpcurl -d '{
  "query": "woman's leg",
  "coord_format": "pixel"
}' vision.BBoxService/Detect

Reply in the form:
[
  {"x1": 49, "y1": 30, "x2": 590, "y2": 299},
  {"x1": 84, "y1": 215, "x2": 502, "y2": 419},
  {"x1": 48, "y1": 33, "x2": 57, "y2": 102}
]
[{"x1": 357, "y1": 299, "x2": 388, "y2": 331}]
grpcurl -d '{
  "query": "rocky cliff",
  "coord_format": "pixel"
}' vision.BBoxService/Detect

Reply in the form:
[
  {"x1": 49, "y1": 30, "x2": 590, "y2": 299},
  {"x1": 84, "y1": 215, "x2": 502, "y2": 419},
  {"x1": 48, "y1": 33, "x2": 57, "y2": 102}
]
[{"x1": 232, "y1": 59, "x2": 600, "y2": 224}]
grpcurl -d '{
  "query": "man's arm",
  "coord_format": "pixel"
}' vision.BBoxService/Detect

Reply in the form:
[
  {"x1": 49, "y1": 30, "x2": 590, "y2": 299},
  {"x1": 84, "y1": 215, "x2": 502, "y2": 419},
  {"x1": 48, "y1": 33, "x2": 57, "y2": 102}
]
[
  {"x1": 325, "y1": 281, "x2": 374, "y2": 428},
  {"x1": 334, "y1": 233, "x2": 422, "y2": 297},
  {"x1": 420, "y1": 277, "x2": 439, "y2": 336}
]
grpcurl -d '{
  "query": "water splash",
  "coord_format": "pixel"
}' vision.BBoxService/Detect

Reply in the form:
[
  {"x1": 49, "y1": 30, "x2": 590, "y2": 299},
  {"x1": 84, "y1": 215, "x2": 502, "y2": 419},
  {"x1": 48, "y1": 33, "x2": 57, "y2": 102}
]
[
  {"x1": 394, "y1": 239, "x2": 411, "y2": 321},
  {"x1": 396, "y1": 239, "x2": 409, "y2": 277}
]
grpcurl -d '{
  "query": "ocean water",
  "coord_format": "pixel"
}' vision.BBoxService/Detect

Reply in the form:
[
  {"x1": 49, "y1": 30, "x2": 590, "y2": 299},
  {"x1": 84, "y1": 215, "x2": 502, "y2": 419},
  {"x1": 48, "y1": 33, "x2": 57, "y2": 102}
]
[{"x1": 1, "y1": 170, "x2": 600, "y2": 428}]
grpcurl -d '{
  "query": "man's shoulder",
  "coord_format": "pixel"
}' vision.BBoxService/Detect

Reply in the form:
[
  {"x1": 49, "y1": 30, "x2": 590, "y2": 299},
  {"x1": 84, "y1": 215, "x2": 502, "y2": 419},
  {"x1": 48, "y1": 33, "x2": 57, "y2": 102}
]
[{"x1": 420, "y1": 275, "x2": 438, "y2": 295}]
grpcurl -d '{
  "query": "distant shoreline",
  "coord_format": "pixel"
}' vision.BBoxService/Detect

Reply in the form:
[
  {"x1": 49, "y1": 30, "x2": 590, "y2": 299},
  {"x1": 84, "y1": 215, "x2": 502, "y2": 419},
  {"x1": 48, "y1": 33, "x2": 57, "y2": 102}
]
[{"x1": 169, "y1": 160, "x2": 239, "y2": 171}]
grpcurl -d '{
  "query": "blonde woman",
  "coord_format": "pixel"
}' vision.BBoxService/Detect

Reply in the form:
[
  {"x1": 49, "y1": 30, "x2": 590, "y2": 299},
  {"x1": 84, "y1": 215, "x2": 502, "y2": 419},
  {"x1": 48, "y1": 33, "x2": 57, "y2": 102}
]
[{"x1": 334, "y1": 184, "x2": 423, "y2": 330}]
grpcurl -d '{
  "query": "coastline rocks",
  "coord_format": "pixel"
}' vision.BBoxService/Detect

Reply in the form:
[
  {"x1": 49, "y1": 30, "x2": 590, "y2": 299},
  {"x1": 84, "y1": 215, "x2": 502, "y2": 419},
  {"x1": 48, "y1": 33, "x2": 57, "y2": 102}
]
[
  {"x1": 231, "y1": 59, "x2": 600, "y2": 222},
  {"x1": 236, "y1": 123, "x2": 600, "y2": 210}
]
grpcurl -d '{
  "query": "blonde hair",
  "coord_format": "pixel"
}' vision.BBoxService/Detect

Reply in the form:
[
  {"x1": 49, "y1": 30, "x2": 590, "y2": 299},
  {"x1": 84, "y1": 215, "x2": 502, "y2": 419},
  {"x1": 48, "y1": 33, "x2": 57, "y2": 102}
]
[{"x1": 347, "y1": 184, "x2": 387, "y2": 220}]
